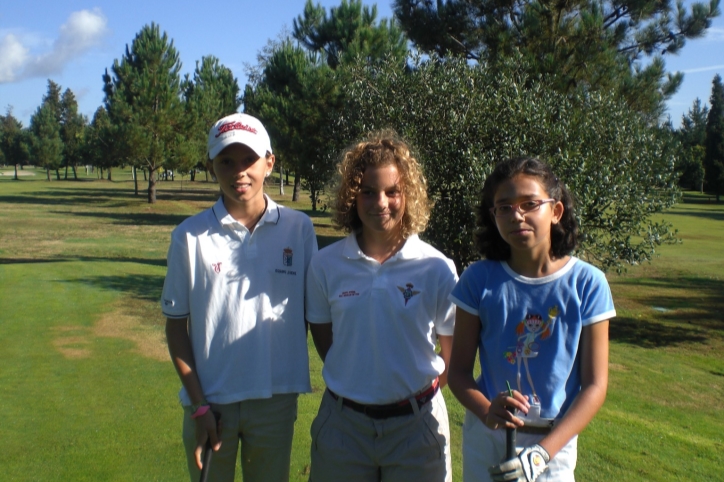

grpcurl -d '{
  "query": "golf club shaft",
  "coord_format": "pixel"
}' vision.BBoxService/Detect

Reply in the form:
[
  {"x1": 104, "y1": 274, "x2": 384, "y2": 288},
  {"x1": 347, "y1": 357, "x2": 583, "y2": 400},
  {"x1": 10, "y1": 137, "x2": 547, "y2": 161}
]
[{"x1": 506, "y1": 426, "x2": 516, "y2": 460}]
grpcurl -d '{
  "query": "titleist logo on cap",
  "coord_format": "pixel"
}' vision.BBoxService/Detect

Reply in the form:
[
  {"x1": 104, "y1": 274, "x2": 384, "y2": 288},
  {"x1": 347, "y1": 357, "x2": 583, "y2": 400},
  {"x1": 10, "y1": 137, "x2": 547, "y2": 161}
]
[{"x1": 215, "y1": 121, "x2": 257, "y2": 138}]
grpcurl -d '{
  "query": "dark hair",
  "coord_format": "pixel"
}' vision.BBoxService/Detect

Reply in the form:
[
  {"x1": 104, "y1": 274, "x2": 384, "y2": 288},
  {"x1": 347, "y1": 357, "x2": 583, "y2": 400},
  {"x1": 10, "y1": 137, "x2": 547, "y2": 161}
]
[{"x1": 475, "y1": 157, "x2": 578, "y2": 260}]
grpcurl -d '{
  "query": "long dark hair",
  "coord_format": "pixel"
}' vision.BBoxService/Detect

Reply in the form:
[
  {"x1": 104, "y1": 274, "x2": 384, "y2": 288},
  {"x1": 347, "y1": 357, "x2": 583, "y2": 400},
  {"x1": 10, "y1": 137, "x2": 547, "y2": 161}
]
[{"x1": 475, "y1": 157, "x2": 578, "y2": 260}]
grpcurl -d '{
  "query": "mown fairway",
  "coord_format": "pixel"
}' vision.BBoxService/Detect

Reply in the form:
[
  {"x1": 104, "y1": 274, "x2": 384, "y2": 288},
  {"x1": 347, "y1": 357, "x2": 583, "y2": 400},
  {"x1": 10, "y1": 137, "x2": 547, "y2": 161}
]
[{"x1": 1, "y1": 168, "x2": 722, "y2": 481}]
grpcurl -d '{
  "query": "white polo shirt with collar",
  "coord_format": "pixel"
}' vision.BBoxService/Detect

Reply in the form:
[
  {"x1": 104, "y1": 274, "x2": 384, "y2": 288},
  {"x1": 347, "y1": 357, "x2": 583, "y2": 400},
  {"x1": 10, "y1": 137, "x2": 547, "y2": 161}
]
[
  {"x1": 162, "y1": 194, "x2": 317, "y2": 406},
  {"x1": 306, "y1": 233, "x2": 458, "y2": 405}
]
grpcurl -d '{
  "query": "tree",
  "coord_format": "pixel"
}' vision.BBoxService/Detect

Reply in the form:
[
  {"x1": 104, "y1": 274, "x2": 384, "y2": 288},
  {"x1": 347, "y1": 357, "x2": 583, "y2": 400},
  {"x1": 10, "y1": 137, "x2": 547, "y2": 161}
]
[
  {"x1": 704, "y1": 74, "x2": 724, "y2": 201},
  {"x1": 393, "y1": 0, "x2": 721, "y2": 118},
  {"x1": 181, "y1": 55, "x2": 241, "y2": 181},
  {"x1": 293, "y1": 0, "x2": 408, "y2": 68},
  {"x1": 336, "y1": 53, "x2": 679, "y2": 271},
  {"x1": 103, "y1": 23, "x2": 184, "y2": 202},
  {"x1": 60, "y1": 89, "x2": 87, "y2": 180},
  {"x1": 675, "y1": 98, "x2": 708, "y2": 190},
  {"x1": 29, "y1": 103, "x2": 63, "y2": 181},
  {"x1": 0, "y1": 109, "x2": 30, "y2": 180}
]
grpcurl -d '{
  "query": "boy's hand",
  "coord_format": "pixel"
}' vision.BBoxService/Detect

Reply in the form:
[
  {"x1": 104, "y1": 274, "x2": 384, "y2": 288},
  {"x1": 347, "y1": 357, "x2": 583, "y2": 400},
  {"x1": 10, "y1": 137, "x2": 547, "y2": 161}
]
[
  {"x1": 194, "y1": 410, "x2": 221, "y2": 470},
  {"x1": 489, "y1": 444, "x2": 550, "y2": 482}
]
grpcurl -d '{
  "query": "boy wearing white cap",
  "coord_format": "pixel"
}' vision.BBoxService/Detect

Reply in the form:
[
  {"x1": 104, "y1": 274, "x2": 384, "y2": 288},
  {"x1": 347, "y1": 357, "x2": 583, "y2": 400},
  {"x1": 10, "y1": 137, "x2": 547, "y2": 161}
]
[{"x1": 162, "y1": 113, "x2": 318, "y2": 482}]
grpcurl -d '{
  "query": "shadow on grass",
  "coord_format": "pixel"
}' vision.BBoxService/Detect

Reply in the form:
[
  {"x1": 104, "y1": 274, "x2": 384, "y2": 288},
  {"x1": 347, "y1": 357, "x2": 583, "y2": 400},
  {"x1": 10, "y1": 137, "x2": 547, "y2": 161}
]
[
  {"x1": 666, "y1": 208, "x2": 724, "y2": 222},
  {"x1": 55, "y1": 210, "x2": 190, "y2": 227},
  {"x1": 69, "y1": 273, "x2": 165, "y2": 302},
  {"x1": 681, "y1": 193, "x2": 722, "y2": 205},
  {"x1": 317, "y1": 235, "x2": 344, "y2": 250},
  {"x1": 610, "y1": 316, "x2": 708, "y2": 348},
  {"x1": 0, "y1": 256, "x2": 166, "y2": 267}
]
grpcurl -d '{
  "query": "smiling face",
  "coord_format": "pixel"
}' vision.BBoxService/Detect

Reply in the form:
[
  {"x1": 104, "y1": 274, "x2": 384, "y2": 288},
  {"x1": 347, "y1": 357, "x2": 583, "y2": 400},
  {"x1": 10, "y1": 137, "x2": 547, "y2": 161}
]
[
  {"x1": 208, "y1": 143, "x2": 274, "y2": 219},
  {"x1": 356, "y1": 163, "x2": 406, "y2": 239},
  {"x1": 492, "y1": 174, "x2": 563, "y2": 258}
]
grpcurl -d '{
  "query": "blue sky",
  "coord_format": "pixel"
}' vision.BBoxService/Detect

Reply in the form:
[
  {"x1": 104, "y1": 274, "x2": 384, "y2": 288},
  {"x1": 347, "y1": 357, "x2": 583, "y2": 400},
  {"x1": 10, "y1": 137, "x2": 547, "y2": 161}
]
[{"x1": 1, "y1": 1, "x2": 723, "y2": 128}]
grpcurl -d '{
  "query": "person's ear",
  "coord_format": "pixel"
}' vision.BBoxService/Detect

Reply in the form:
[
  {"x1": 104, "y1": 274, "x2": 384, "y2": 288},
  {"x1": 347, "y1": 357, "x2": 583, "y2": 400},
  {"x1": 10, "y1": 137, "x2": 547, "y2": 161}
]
[{"x1": 551, "y1": 200, "x2": 564, "y2": 224}]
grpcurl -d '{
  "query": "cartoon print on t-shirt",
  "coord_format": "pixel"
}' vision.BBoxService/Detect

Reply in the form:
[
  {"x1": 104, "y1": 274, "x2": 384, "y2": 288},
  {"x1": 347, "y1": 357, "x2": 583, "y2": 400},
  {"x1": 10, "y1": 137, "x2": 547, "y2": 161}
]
[{"x1": 504, "y1": 306, "x2": 559, "y2": 403}]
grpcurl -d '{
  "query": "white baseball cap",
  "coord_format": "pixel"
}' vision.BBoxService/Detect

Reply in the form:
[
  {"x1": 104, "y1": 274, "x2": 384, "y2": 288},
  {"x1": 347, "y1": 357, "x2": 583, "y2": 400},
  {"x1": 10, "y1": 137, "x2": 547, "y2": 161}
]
[{"x1": 207, "y1": 113, "x2": 272, "y2": 160}]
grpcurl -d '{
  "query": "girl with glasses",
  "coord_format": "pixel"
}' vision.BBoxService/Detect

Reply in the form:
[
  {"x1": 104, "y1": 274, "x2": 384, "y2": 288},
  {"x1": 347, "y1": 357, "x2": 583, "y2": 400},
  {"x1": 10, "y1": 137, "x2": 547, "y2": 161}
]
[{"x1": 448, "y1": 157, "x2": 615, "y2": 482}]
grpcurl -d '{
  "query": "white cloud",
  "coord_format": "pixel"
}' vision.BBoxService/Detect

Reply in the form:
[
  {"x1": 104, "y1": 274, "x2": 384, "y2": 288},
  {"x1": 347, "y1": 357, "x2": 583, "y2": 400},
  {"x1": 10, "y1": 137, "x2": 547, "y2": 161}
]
[
  {"x1": 705, "y1": 27, "x2": 724, "y2": 42},
  {"x1": 682, "y1": 64, "x2": 724, "y2": 74},
  {"x1": 0, "y1": 34, "x2": 29, "y2": 82},
  {"x1": 0, "y1": 9, "x2": 108, "y2": 84}
]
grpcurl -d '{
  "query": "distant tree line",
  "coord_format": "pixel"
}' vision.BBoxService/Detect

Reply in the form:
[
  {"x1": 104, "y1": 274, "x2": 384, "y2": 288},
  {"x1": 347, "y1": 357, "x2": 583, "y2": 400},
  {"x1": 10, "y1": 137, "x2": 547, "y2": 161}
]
[{"x1": 2, "y1": 0, "x2": 723, "y2": 271}]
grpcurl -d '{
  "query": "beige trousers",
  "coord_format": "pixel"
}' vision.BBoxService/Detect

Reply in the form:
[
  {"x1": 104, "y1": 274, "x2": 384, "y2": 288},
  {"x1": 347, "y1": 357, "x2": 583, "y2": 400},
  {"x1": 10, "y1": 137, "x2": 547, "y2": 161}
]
[{"x1": 182, "y1": 393, "x2": 298, "y2": 482}]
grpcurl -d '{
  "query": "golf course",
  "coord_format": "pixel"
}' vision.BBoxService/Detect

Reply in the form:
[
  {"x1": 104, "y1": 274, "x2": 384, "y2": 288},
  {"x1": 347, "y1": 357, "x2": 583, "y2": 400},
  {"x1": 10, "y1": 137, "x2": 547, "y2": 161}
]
[{"x1": 0, "y1": 168, "x2": 722, "y2": 481}]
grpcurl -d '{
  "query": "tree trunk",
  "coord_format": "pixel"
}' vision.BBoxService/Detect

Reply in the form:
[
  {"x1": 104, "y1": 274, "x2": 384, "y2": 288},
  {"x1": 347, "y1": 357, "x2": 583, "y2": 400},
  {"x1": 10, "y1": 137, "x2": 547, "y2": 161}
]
[
  {"x1": 108, "y1": 166, "x2": 112, "y2": 181},
  {"x1": 99, "y1": 167, "x2": 103, "y2": 179},
  {"x1": 46, "y1": 168, "x2": 51, "y2": 181},
  {"x1": 279, "y1": 163, "x2": 284, "y2": 195},
  {"x1": 286, "y1": 170, "x2": 290, "y2": 186},
  {"x1": 292, "y1": 172, "x2": 301, "y2": 202},
  {"x1": 13, "y1": 164, "x2": 18, "y2": 181},
  {"x1": 148, "y1": 169, "x2": 157, "y2": 203},
  {"x1": 64, "y1": 164, "x2": 69, "y2": 180},
  {"x1": 72, "y1": 164, "x2": 77, "y2": 180},
  {"x1": 55, "y1": 169, "x2": 61, "y2": 180},
  {"x1": 311, "y1": 189, "x2": 317, "y2": 211}
]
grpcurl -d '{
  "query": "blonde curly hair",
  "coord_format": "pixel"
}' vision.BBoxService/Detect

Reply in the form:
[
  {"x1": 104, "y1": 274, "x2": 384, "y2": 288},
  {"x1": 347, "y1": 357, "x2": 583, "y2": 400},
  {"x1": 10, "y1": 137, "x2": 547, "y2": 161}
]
[{"x1": 332, "y1": 130, "x2": 430, "y2": 238}]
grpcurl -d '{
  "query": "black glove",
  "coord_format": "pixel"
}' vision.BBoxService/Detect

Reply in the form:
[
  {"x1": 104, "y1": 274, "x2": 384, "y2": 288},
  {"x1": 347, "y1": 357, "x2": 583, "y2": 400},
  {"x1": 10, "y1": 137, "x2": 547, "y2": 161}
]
[{"x1": 489, "y1": 443, "x2": 550, "y2": 482}]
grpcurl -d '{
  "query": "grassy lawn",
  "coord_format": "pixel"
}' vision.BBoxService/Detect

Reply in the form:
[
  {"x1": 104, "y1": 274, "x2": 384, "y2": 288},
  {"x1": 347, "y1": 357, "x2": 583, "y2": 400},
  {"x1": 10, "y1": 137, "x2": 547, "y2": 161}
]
[{"x1": 1, "y1": 168, "x2": 722, "y2": 480}]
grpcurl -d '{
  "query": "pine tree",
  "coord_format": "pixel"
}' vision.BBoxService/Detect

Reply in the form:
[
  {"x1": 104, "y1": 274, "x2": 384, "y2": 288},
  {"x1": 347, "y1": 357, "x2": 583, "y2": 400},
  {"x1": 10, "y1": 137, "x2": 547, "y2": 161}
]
[
  {"x1": 0, "y1": 108, "x2": 30, "y2": 180},
  {"x1": 181, "y1": 55, "x2": 241, "y2": 181},
  {"x1": 293, "y1": 0, "x2": 407, "y2": 68},
  {"x1": 30, "y1": 103, "x2": 63, "y2": 181},
  {"x1": 60, "y1": 89, "x2": 87, "y2": 180},
  {"x1": 676, "y1": 98, "x2": 708, "y2": 190},
  {"x1": 393, "y1": 0, "x2": 721, "y2": 118},
  {"x1": 103, "y1": 23, "x2": 183, "y2": 202},
  {"x1": 704, "y1": 74, "x2": 724, "y2": 201}
]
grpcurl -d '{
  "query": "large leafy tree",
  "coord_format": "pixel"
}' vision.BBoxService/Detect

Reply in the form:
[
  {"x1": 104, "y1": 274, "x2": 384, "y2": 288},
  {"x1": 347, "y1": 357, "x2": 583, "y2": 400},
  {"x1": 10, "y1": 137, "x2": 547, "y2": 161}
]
[
  {"x1": 393, "y1": 0, "x2": 720, "y2": 118},
  {"x1": 181, "y1": 55, "x2": 241, "y2": 181},
  {"x1": 293, "y1": 0, "x2": 408, "y2": 68},
  {"x1": 704, "y1": 74, "x2": 724, "y2": 201},
  {"x1": 103, "y1": 23, "x2": 184, "y2": 203},
  {"x1": 0, "y1": 109, "x2": 30, "y2": 180},
  {"x1": 336, "y1": 54, "x2": 679, "y2": 271}
]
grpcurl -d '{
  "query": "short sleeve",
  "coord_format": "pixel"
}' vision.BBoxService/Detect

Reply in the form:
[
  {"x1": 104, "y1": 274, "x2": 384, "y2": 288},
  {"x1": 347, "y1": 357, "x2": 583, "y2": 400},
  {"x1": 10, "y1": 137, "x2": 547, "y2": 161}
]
[
  {"x1": 449, "y1": 261, "x2": 486, "y2": 316},
  {"x1": 160, "y1": 231, "x2": 191, "y2": 319},
  {"x1": 580, "y1": 267, "x2": 616, "y2": 326},
  {"x1": 305, "y1": 255, "x2": 332, "y2": 324},
  {"x1": 433, "y1": 258, "x2": 458, "y2": 336}
]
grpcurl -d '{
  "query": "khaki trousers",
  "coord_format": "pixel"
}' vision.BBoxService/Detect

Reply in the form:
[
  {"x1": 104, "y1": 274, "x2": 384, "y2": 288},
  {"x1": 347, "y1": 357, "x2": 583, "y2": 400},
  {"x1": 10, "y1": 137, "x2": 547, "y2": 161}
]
[
  {"x1": 182, "y1": 393, "x2": 298, "y2": 482},
  {"x1": 310, "y1": 389, "x2": 451, "y2": 482}
]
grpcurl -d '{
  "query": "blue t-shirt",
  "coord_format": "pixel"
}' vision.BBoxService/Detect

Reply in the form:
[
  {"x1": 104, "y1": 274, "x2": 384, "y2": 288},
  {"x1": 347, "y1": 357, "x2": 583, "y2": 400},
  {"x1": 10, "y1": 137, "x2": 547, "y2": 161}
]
[{"x1": 450, "y1": 257, "x2": 615, "y2": 419}]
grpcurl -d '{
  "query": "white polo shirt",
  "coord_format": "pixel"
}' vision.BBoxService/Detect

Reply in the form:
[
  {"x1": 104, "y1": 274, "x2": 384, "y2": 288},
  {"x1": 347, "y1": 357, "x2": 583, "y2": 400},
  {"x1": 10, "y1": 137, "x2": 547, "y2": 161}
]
[
  {"x1": 161, "y1": 195, "x2": 317, "y2": 405},
  {"x1": 306, "y1": 234, "x2": 458, "y2": 405}
]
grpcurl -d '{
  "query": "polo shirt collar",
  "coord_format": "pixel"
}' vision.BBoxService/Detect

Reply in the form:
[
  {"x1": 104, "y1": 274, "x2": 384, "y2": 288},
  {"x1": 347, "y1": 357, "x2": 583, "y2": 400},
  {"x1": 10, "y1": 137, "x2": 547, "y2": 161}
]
[
  {"x1": 341, "y1": 233, "x2": 424, "y2": 261},
  {"x1": 212, "y1": 194, "x2": 281, "y2": 228}
]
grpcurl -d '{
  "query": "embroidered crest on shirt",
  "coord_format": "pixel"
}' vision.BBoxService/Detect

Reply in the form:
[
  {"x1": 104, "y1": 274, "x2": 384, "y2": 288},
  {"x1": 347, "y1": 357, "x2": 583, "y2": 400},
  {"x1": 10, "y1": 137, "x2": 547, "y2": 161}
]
[
  {"x1": 397, "y1": 283, "x2": 420, "y2": 306},
  {"x1": 283, "y1": 247, "x2": 293, "y2": 266},
  {"x1": 212, "y1": 262, "x2": 222, "y2": 273},
  {"x1": 504, "y1": 306, "x2": 559, "y2": 401}
]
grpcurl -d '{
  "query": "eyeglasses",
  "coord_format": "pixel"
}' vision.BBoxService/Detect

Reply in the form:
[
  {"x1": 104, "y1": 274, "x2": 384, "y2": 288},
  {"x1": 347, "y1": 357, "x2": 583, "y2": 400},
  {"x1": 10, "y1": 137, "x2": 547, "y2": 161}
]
[{"x1": 489, "y1": 199, "x2": 555, "y2": 217}]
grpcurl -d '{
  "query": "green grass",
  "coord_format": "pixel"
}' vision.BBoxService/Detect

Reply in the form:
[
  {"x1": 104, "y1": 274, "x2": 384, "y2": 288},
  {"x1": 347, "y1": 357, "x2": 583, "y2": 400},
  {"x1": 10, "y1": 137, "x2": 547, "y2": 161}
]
[{"x1": 1, "y1": 171, "x2": 722, "y2": 480}]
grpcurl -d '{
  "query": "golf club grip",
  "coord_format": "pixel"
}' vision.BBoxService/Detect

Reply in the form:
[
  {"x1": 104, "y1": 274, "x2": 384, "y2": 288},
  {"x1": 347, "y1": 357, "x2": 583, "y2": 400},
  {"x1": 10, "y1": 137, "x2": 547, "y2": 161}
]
[
  {"x1": 199, "y1": 440, "x2": 213, "y2": 482},
  {"x1": 199, "y1": 411, "x2": 220, "y2": 482},
  {"x1": 506, "y1": 426, "x2": 516, "y2": 460}
]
